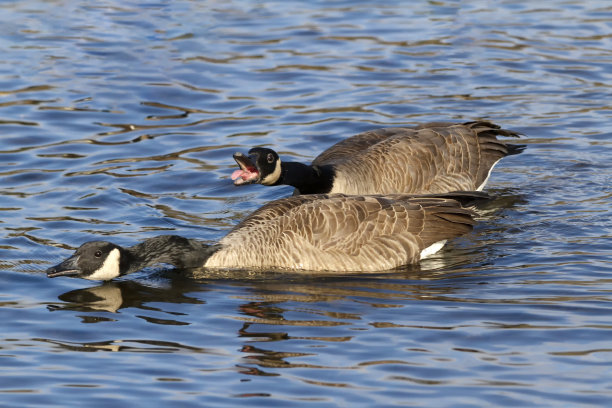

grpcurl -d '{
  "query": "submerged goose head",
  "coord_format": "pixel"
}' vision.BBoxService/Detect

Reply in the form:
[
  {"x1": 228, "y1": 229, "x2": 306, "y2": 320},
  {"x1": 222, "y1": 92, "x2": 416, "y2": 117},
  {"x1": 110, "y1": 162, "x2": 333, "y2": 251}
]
[
  {"x1": 46, "y1": 241, "x2": 126, "y2": 280},
  {"x1": 46, "y1": 235, "x2": 216, "y2": 281},
  {"x1": 232, "y1": 147, "x2": 282, "y2": 186}
]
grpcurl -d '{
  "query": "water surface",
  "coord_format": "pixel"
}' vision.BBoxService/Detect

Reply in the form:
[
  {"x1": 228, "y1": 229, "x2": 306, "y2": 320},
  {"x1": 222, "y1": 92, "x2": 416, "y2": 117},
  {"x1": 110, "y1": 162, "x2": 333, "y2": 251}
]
[{"x1": 1, "y1": 1, "x2": 611, "y2": 406}]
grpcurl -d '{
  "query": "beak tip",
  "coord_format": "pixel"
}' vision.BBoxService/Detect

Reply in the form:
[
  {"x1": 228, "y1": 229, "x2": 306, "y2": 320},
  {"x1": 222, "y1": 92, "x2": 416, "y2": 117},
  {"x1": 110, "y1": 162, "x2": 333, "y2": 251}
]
[
  {"x1": 46, "y1": 269, "x2": 80, "y2": 278},
  {"x1": 45, "y1": 256, "x2": 81, "y2": 279}
]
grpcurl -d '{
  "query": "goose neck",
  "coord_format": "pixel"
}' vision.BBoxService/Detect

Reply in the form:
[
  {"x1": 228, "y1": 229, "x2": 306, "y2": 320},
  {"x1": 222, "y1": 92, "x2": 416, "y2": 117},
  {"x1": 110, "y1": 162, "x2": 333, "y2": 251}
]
[
  {"x1": 124, "y1": 235, "x2": 216, "y2": 274},
  {"x1": 279, "y1": 162, "x2": 334, "y2": 194}
]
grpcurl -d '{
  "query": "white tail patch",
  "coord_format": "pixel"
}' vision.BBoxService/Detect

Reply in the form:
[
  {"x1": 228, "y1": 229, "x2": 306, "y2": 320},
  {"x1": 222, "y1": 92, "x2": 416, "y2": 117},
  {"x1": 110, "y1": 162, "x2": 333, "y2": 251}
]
[
  {"x1": 477, "y1": 158, "x2": 502, "y2": 191},
  {"x1": 420, "y1": 240, "x2": 447, "y2": 260},
  {"x1": 261, "y1": 158, "x2": 282, "y2": 185},
  {"x1": 87, "y1": 248, "x2": 121, "y2": 281}
]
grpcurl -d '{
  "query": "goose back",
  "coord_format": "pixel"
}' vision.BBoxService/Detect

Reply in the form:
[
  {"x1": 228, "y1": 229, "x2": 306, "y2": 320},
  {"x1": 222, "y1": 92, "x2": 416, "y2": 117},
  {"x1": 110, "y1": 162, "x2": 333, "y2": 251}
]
[
  {"x1": 204, "y1": 194, "x2": 476, "y2": 272},
  {"x1": 315, "y1": 121, "x2": 520, "y2": 195}
]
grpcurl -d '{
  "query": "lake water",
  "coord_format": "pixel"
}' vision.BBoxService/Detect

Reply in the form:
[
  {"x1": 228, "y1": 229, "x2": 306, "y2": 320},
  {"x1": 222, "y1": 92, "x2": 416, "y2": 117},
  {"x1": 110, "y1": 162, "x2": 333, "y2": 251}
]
[{"x1": 1, "y1": 0, "x2": 611, "y2": 406}]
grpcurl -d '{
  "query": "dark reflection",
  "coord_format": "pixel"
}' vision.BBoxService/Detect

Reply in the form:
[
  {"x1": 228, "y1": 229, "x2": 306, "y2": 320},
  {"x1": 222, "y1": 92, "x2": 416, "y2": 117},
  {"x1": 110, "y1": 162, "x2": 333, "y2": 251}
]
[
  {"x1": 238, "y1": 341, "x2": 320, "y2": 374},
  {"x1": 48, "y1": 275, "x2": 205, "y2": 313},
  {"x1": 477, "y1": 187, "x2": 529, "y2": 213},
  {"x1": 467, "y1": 188, "x2": 531, "y2": 260},
  {"x1": 46, "y1": 266, "x2": 450, "y2": 315},
  {"x1": 34, "y1": 337, "x2": 215, "y2": 354}
]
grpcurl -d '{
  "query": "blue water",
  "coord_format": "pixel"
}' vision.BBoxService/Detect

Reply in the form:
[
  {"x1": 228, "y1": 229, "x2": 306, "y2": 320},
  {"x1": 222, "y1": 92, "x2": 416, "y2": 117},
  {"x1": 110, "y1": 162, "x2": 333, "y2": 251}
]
[{"x1": 1, "y1": 1, "x2": 611, "y2": 406}]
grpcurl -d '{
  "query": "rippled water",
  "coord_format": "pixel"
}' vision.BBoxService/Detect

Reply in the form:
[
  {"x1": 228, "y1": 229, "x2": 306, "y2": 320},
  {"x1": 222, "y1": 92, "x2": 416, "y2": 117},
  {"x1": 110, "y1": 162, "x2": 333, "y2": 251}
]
[{"x1": 1, "y1": 0, "x2": 611, "y2": 406}]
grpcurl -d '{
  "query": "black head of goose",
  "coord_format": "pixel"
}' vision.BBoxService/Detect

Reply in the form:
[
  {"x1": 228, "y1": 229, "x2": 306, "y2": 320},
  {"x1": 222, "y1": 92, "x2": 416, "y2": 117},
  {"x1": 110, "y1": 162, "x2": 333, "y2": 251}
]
[
  {"x1": 232, "y1": 121, "x2": 523, "y2": 195},
  {"x1": 46, "y1": 192, "x2": 482, "y2": 280},
  {"x1": 233, "y1": 147, "x2": 335, "y2": 194}
]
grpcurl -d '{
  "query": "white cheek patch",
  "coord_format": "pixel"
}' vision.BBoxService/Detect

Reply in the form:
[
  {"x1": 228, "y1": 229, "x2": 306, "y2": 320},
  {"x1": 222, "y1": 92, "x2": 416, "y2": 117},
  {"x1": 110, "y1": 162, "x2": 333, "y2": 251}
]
[
  {"x1": 261, "y1": 159, "x2": 282, "y2": 185},
  {"x1": 420, "y1": 240, "x2": 447, "y2": 260},
  {"x1": 86, "y1": 248, "x2": 121, "y2": 281}
]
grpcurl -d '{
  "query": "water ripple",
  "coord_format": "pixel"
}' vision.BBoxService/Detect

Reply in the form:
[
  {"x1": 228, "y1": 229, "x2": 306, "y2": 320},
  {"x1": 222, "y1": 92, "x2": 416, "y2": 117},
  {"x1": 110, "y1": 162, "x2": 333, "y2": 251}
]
[{"x1": 1, "y1": 0, "x2": 612, "y2": 406}]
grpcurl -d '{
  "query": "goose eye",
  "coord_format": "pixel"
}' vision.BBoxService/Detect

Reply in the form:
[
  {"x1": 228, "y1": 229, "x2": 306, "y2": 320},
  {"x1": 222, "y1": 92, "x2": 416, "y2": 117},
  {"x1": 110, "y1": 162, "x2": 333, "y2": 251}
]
[
  {"x1": 94, "y1": 250, "x2": 102, "y2": 258},
  {"x1": 267, "y1": 153, "x2": 274, "y2": 163}
]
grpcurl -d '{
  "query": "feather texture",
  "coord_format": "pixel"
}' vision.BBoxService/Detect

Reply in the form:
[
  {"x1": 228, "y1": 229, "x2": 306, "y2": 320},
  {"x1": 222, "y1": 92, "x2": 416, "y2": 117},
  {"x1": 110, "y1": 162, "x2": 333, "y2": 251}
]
[
  {"x1": 318, "y1": 121, "x2": 521, "y2": 195},
  {"x1": 205, "y1": 194, "x2": 476, "y2": 272}
]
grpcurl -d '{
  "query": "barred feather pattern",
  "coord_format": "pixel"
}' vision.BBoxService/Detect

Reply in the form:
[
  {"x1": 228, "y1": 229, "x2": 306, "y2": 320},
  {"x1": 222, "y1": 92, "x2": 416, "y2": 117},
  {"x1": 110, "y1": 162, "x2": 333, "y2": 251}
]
[
  {"x1": 313, "y1": 121, "x2": 520, "y2": 195},
  {"x1": 204, "y1": 194, "x2": 476, "y2": 272}
]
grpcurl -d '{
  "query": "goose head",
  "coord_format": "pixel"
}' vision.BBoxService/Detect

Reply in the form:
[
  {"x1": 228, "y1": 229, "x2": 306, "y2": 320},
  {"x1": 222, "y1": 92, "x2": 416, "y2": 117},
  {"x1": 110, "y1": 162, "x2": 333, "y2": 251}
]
[
  {"x1": 46, "y1": 235, "x2": 217, "y2": 281},
  {"x1": 46, "y1": 241, "x2": 127, "y2": 281},
  {"x1": 232, "y1": 147, "x2": 281, "y2": 186}
]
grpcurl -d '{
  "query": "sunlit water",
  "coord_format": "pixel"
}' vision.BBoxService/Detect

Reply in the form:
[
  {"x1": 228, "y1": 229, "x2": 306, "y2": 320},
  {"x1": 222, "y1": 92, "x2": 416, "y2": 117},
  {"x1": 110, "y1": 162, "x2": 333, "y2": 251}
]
[{"x1": 1, "y1": 1, "x2": 611, "y2": 406}]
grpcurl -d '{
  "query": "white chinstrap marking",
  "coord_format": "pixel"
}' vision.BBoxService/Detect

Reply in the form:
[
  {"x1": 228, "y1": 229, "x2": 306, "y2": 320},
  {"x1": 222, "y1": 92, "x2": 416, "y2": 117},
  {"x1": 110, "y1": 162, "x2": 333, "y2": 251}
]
[
  {"x1": 261, "y1": 158, "x2": 282, "y2": 185},
  {"x1": 87, "y1": 248, "x2": 121, "y2": 281},
  {"x1": 419, "y1": 240, "x2": 447, "y2": 260}
]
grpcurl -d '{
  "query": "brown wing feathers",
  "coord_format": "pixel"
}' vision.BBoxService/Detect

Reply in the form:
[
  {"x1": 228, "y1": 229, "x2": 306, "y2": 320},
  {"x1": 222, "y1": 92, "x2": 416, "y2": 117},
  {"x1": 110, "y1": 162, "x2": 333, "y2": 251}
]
[
  {"x1": 311, "y1": 121, "x2": 520, "y2": 194},
  {"x1": 210, "y1": 194, "x2": 477, "y2": 272}
]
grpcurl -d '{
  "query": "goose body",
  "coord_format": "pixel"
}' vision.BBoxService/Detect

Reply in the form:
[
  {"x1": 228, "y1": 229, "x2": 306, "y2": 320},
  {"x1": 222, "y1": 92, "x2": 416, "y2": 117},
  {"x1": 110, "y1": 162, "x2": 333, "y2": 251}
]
[
  {"x1": 232, "y1": 121, "x2": 522, "y2": 195},
  {"x1": 46, "y1": 193, "x2": 479, "y2": 280}
]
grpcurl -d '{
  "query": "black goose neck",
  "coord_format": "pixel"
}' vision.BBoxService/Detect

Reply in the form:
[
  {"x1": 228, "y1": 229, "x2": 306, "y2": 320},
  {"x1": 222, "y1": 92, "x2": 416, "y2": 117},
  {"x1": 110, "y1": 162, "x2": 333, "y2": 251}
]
[
  {"x1": 124, "y1": 235, "x2": 217, "y2": 275},
  {"x1": 277, "y1": 162, "x2": 335, "y2": 194}
]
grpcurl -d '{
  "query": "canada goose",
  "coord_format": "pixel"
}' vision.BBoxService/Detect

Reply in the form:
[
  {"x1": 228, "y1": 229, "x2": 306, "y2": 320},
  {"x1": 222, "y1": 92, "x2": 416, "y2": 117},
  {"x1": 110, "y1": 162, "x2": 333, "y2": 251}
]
[
  {"x1": 232, "y1": 121, "x2": 522, "y2": 195},
  {"x1": 46, "y1": 193, "x2": 480, "y2": 280}
]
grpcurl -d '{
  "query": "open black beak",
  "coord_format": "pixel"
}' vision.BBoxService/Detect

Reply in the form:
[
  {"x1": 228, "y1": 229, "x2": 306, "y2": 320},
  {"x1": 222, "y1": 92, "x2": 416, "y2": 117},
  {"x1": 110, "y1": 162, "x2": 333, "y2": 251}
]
[
  {"x1": 46, "y1": 255, "x2": 81, "y2": 278},
  {"x1": 231, "y1": 152, "x2": 260, "y2": 185}
]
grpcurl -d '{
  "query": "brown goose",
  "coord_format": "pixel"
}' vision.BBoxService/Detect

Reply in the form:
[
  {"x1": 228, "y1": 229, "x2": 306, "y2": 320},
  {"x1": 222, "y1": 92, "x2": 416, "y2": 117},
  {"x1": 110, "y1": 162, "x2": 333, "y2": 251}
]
[
  {"x1": 232, "y1": 121, "x2": 522, "y2": 195},
  {"x1": 46, "y1": 193, "x2": 479, "y2": 280}
]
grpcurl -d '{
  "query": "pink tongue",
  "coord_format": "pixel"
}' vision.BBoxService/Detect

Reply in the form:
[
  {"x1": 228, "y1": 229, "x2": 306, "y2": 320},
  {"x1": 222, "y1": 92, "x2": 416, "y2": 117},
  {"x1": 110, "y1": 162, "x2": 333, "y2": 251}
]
[{"x1": 231, "y1": 169, "x2": 244, "y2": 180}]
